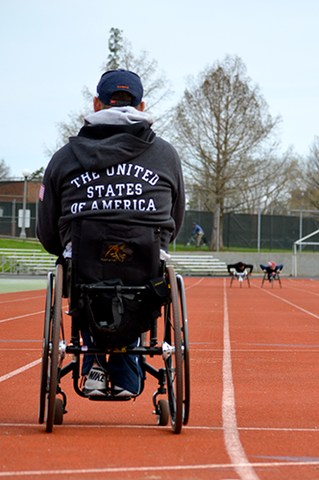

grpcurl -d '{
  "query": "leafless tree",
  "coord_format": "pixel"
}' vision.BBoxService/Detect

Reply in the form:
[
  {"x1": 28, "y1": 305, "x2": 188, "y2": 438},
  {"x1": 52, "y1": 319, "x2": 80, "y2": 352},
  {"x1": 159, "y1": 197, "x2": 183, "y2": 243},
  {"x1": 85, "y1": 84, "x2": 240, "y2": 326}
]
[
  {"x1": 172, "y1": 55, "x2": 285, "y2": 250},
  {"x1": 301, "y1": 136, "x2": 319, "y2": 209},
  {"x1": 0, "y1": 159, "x2": 10, "y2": 180}
]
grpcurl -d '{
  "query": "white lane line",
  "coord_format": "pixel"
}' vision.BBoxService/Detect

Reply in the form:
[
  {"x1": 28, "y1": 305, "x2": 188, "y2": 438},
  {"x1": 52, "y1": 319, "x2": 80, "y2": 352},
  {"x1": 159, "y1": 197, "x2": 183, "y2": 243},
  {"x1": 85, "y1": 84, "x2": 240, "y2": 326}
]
[
  {"x1": 2, "y1": 423, "x2": 319, "y2": 432},
  {"x1": 222, "y1": 278, "x2": 260, "y2": 480},
  {"x1": 0, "y1": 311, "x2": 44, "y2": 324},
  {"x1": 0, "y1": 460, "x2": 319, "y2": 477},
  {"x1": 0, "y1": 359, "x2": 41, "y2": 383},
  {"x1": 185, "y1": 277, "x2": 205, "y2": 290},
  {"x1": 255, "y1": 286, "x2": 319, "y2": 320},
  {"x1": 0, "y1": 295, "x2": 45, "y2": 305}
]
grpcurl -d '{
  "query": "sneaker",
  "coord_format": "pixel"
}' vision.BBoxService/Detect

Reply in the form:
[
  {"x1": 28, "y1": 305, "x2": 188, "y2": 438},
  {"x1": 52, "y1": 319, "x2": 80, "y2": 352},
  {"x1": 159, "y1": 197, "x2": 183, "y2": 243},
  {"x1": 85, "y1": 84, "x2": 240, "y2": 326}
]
[
  {"x1": 82, "y1": 363, "x2": 107, "y2": 396},
  {"x1": 112, "y1": 385, "x2": 136, "y2": 397}
]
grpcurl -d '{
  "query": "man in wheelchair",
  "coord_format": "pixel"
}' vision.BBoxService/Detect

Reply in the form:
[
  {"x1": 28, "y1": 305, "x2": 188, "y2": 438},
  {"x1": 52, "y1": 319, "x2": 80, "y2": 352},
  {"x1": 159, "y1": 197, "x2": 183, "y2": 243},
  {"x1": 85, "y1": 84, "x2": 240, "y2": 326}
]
[
  {"x1": 260, "y1": 261, "x2": 283, "y2": 280},
  {"x1": 227, "y1": 261, "x2": 253, "y2": 276},
  {"x1": 37, "y1": 69, "x2": 185, "y2": 398}
]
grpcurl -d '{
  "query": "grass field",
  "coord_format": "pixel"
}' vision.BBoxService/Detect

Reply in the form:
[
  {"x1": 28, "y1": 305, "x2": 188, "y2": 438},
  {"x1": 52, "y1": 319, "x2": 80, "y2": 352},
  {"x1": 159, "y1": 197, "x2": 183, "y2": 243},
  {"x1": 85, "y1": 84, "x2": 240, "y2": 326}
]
[
  {"x1": 0, "y1": 236, "x2": 294, "y2": 254},
  {"x1": 0, "y1": 237, "x2": 46, "y2": 251}
]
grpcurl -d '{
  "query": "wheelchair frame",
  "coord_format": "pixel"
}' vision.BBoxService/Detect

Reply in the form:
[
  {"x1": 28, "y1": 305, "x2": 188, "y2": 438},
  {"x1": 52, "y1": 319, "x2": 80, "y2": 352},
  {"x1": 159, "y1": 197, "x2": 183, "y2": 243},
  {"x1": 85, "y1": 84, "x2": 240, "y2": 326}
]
[
  {"x1": 261, "y1": 271, "x2": 282, "y2": 288},
  {"x1": 39, "y1": 262, "x2": 190, "y2": 434},
  {"x1": 229, "y1": 270, "x2": 250, "y2": 288}
]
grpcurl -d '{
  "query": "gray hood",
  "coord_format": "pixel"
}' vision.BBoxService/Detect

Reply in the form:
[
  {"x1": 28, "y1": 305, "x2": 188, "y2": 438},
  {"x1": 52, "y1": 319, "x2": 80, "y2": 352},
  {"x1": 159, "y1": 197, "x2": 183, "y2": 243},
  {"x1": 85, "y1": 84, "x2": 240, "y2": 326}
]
[{"x1": 69, "y1": 128, "x2": 155, "y2": 171}]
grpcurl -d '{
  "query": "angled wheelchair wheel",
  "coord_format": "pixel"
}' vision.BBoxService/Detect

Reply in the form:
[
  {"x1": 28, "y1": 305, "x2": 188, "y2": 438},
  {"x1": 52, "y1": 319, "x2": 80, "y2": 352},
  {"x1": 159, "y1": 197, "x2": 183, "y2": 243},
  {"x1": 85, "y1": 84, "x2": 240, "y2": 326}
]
[
  {"x1": 39, "y1": 272, "x2": 54, "y2": 424},
  {"x1": 176, "y1": 274, "x2": 190, "y2": 426},
  {"x1": 247, "y1": 275, "x2": 250, "y2": 288},
  {"x1": 230, "y1": 275, "x2": 234, "y2": 287},
  {"x1": 44, "y1": 264, "x2": 64, "y2": 433},
  {"x1": 164, "y1": 266, "x2": 183, "y2": 434}
]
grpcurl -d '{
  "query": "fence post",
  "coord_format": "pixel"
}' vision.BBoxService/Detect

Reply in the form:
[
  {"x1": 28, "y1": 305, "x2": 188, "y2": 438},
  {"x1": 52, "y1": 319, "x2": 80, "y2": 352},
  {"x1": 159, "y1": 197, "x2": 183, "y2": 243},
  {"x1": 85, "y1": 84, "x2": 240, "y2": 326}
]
[
  {"x1": 299, "y1": 211, "x2": 303, "y2": 253},
  {"x1": 11, "y1": 199, "x2": 16, "y2": 237},
  {"x1": 216, "y1": 205, "x2": 220, "y2": 252},
  {"x1": 257, "y1": 210, "x2": 261, "y2": 252}
]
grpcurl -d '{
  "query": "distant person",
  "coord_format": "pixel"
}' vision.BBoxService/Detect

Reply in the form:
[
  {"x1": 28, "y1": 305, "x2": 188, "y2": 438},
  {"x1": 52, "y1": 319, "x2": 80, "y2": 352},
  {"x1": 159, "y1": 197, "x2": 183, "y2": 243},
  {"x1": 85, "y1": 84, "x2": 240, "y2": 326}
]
[
  {"x1": 260, "y1": 261, "x2": 283, "y2": 279},
  {"x1": 191, "y1": 222, "x2": 204, "y2": 247},
  {"x1": 227, "y1": 261, "x2": 253, "y2": 275}
]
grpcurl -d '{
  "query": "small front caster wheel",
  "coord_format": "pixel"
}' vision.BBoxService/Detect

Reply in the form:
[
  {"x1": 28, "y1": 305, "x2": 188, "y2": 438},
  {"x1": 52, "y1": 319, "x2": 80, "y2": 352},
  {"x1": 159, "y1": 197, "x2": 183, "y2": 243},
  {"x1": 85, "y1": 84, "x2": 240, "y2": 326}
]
[{"x1": 157, "y1": 399, "x2": 169, "y2": 426}]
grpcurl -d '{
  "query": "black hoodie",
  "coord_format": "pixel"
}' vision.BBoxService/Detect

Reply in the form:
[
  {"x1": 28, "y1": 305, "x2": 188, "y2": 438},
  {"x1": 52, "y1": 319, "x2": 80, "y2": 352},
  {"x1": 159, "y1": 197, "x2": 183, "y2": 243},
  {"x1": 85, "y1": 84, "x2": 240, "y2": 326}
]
[{"x1": 37, "y1": 121, "x2": 185, "y2": 256}]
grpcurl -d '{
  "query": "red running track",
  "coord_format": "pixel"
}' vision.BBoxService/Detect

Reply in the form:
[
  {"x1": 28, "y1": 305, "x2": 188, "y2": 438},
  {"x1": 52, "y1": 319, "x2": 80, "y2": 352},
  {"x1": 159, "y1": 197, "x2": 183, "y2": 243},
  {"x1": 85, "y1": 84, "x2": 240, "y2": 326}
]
[{"x1": 1, "y1": 277, "x2": 319, "y2": 479}]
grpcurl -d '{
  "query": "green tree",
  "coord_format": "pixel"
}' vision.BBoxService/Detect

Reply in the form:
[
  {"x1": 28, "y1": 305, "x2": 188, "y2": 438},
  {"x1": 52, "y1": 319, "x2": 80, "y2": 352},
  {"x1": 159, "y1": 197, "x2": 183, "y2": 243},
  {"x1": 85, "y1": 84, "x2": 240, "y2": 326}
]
[
  {"x1": 106, "y1": 28, "x2": 123, "y2": 70},
  {"x1": 29, "y1": 166, "x2": 45, "y2": 181}
]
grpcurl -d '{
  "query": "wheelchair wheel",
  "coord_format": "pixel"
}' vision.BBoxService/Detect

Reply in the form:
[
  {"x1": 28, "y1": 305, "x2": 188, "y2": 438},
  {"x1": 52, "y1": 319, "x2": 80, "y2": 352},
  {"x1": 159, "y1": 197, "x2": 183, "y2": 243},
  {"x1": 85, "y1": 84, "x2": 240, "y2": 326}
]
[
  {"x1": 39, "y1": 272, "x2": 54, "y2": 424},
  {"x1": 230, "y1": 275, "x2": 234, "y2": 287},
  {"x1": 247, "y1": 275, "x2": 250, "y2": 288},
  {"x1": 176, "y1": 274, "x2": 190, "y2": 426},
  {"x1": 164, "y1": 266, "x2": 183, "y2": 434},
  {"x1": 45, "y1": 264, "x2": 64, "y2": 433}
]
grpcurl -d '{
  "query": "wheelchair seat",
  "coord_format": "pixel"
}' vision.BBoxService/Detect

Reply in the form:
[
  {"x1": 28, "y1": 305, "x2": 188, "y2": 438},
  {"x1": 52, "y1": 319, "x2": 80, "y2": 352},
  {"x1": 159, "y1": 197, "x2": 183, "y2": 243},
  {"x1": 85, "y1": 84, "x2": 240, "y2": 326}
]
[{"x1": 69, "y1": 220, "x2": 165, "y2": 349}]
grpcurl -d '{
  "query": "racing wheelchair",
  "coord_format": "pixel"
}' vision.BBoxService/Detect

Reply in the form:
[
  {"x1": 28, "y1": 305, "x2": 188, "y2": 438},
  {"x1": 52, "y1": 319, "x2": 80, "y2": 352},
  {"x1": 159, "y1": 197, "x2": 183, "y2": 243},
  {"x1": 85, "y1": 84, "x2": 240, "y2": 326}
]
[
  {"x1": 229, "y1": 269, "x2": 251, "y2": 288},
  {"x1": 38, "y1": 220, "x2": 190, "y2": 434},
  {"x1": 261, "y1": 270, "x2": 282, "y2": 288}
]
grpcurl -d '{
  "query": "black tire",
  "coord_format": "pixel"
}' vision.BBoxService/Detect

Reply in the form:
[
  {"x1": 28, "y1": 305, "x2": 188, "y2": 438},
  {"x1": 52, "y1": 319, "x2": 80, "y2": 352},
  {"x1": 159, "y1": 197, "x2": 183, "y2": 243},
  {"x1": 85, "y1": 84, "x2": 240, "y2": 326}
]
[
  {"x1": 165, "y1": 266, "x2": 183, "y2": 434},
  {"x1": 46, "y1": 264, "x2": 63, "y2": 433},
  {"x1": 247, "y1": 276, "x2": 250, "y2": 288},
  {"x1": 230, "y1": 276, "x2": 234, "y2": 288},
  {"x1": 176, "y1": 274, "x2": 190, "y2": 426},
  {"x1": 157, "y1": 399, "x2": 169, "y2": 426},
  {"x1": 39, "y1": 272, "x2": 54, "y2": 424},
  {"x1": 54, "y1": 398, "x2": 64, "y2": 425}
]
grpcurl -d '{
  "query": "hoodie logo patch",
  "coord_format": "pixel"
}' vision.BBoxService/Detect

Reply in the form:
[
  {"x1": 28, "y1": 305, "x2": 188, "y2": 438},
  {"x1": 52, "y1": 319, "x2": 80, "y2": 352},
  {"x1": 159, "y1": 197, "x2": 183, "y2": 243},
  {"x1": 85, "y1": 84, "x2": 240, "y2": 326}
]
[{"x1": 101, "y1": 243, "x2": 133, "y2": 263}]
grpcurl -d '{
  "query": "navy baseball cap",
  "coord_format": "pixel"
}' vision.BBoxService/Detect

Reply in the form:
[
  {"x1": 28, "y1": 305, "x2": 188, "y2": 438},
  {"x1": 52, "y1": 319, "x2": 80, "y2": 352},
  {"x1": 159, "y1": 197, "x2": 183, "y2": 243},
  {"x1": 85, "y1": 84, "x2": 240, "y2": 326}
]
[{"x1": 97, "y1": 69, "x2": 143, "y2": 106}]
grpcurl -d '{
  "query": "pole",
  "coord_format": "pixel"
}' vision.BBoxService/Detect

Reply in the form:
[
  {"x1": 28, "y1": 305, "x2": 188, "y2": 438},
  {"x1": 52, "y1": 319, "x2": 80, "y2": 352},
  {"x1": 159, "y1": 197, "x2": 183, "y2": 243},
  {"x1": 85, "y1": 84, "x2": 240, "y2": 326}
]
[
  {"x1": 257, "y1": 210, "x2": 261, "y2": 253},
  {"x1": 299, "y1": 211, "x2": 302, "y2": 253},
  {"x1": 216, "y1": 205, "x2": 220, "y2": 252},
  {"x1": 20, "y1": 169, "x2": 30, "y2": 239}
]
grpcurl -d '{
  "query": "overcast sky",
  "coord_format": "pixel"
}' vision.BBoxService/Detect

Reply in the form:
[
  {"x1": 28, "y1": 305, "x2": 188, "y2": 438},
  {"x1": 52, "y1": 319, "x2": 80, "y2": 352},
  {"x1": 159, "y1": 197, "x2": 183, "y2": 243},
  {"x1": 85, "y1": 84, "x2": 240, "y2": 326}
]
[{"x1": 1, "y1": 0, "x2": 318, "y2": 178}]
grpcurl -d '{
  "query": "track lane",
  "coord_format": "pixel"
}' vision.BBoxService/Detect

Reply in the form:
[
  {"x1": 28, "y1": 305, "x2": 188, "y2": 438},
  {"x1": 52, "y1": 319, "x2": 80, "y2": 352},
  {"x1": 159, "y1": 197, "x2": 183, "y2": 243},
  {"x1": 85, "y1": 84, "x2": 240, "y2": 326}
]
[{"x1": 1, "y1": 279, "x2": 319, "y2": 479}]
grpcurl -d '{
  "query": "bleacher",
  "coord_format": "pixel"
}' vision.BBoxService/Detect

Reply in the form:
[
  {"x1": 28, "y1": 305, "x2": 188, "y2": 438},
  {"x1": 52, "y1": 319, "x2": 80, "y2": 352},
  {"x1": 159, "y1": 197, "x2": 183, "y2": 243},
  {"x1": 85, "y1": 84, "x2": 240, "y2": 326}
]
[
  {"x1": 0, "y1": 249, "x2": 228, "y2": 277},
  {"x1": 0, "y1": 248, "x2": 57, "y2": 275},
  {"x1": 168, "y1": 253, "x2": 228, "y2": 276}
]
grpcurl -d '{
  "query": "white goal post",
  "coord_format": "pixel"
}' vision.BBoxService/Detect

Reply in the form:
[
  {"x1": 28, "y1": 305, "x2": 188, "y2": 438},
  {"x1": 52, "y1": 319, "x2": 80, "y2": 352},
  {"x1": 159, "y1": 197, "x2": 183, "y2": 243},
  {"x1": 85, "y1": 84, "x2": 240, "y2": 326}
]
[{"x1": 293, "y1": 229, "x2": 319, "y2": 277}]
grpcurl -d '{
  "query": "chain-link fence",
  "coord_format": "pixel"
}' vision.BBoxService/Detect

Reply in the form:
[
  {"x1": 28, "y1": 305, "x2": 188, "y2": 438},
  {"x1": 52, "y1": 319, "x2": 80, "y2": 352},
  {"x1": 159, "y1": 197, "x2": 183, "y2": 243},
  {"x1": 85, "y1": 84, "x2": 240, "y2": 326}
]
[
  {"x1": 0, "y1": 198, "x2": 38, "y2": 238},
  {"x1": 1, "y1": 194, "x2": 319, "y2": 252},
  {"x1": 175, "y1": 210, "x2": 319, "y2": 251}
]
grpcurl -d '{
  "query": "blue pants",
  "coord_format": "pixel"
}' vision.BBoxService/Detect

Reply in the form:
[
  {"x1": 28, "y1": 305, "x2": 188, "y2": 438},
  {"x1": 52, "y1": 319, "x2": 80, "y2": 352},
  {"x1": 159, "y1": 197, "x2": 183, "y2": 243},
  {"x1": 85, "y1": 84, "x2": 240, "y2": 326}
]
[{"x1": 81, "y1": 331, "x2": 144, "y2": 395}]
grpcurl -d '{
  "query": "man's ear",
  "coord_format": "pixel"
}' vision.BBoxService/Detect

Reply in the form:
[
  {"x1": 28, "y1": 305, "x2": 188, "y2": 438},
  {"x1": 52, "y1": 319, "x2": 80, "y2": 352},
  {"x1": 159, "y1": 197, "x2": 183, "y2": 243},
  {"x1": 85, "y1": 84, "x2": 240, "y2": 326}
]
[
  {"x1": 137, "y1": 101, "x2": 145, "y2": 112},
  {"x1": 93, "y1": 96, "x2": 102, "y2": 112}
]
